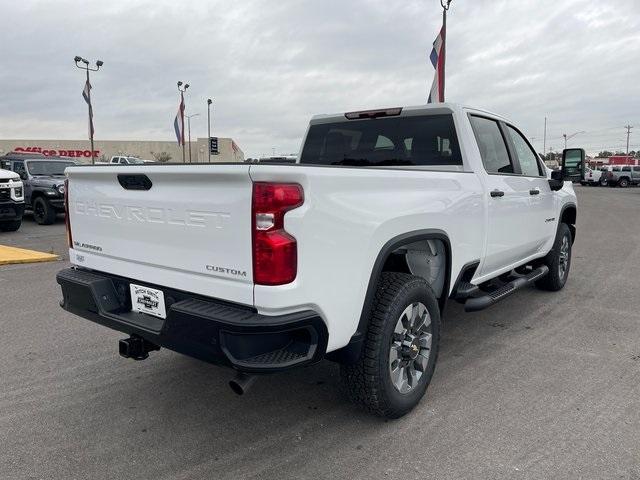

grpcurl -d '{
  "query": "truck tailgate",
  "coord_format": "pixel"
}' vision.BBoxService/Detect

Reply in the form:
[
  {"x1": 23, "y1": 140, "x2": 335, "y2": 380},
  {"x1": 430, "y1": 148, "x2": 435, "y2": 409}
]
[{"x1": 66, "y1": 165, "x2": 254, "y2": 306}]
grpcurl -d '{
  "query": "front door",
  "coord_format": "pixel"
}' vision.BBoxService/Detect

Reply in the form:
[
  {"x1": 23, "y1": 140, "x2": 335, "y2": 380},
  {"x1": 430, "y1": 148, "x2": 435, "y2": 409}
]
[{"x1": 502, "y1": 124, "x2": 556, "y2": 253}]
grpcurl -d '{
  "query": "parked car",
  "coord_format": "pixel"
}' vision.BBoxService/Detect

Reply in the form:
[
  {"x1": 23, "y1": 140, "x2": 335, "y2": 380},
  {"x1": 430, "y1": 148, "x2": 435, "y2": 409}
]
[
  {"x1": 0, "y1": 154, "x2": 76, "y2": 224},
  {"x1": 603, "y1": 165, "x2": 640, "y2": 187},
  {"x1": 0, "y1": 167, "x2": 25, "y2": 231},
  {"x1": 102, "y1": 156, "x2": 147, "y2": 165},
  {"x1": 57, "y1": 103, "x2": 578, "y2": 418},
  {"x1": 581, "y1": 167, "x2": 603, "y2": 186}
]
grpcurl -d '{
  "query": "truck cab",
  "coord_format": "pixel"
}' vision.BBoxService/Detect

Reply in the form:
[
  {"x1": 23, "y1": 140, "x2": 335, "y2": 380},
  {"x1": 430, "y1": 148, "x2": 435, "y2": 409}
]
[
  {"x1": 0, "y1": 167, "x2": 25, "y2": 231},
  {"x1": 110, "y1": 156, "x2": 146, "y2": 165}
]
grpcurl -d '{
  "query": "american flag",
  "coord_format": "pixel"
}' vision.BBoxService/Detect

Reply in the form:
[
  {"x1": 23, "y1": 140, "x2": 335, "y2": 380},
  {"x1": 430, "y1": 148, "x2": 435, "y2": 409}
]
[
  {"x1": 428, "y1": 23, "x2": 446, "y2": 103},
  {"x1": 174, "y1": 92, "x2": 185, "y2": 146},
  {"x1": 82, "y1": 79, "x2": 94, "y2": 137}
]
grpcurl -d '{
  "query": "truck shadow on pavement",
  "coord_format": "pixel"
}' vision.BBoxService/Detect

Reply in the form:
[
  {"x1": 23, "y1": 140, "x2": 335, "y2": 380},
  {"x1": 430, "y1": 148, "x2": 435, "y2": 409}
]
[{"x1": 105, "y1": 284, "x2": 558, "y2": 426}]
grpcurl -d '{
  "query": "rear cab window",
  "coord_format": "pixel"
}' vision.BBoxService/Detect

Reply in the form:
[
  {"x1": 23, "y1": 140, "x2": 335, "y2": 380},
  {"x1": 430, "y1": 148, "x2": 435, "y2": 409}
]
[{"x1": 299, "y1": 114, "x2": 463, "y2": 168}]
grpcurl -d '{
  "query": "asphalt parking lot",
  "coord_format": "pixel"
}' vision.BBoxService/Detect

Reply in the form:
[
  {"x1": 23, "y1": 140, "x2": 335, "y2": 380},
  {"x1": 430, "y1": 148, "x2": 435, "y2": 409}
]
[{"x1": 1, "y1": 186, "x2": 639, "y2": 480}]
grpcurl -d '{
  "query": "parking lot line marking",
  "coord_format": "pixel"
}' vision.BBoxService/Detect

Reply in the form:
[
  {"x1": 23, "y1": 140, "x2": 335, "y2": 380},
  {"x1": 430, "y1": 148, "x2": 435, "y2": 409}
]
[{"x1": 0, "y1": 245, "x2": 59, "y2": 265}]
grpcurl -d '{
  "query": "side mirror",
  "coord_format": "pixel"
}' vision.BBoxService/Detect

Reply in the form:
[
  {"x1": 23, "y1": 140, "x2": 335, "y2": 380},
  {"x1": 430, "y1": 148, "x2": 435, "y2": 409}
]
[
  {"x1": 549, "y1": 169, "x2": 564, "y2": 191},
  {"x1": 19, "y1": 172, "x2": 28, "y2": 181},
  {"x1": 562, "y1": 148, "x2": 585, "y2": 182}
]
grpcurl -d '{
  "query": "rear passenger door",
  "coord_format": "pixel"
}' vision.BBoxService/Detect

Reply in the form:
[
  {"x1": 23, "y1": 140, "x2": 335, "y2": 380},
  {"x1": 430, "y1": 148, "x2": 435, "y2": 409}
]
[
  {"x1": 469, "y1": 115, "x2": 538, "y2": 277},
  {"x1": 634, "y1": 166, "x2": 640, "y2": 184}
]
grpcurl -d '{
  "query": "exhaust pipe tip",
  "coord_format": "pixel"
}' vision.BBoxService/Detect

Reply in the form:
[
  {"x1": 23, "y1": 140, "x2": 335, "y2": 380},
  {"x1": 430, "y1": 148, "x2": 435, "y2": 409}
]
[{"x1": 229, "y1": 372, "x2": 256, "y2": 395}]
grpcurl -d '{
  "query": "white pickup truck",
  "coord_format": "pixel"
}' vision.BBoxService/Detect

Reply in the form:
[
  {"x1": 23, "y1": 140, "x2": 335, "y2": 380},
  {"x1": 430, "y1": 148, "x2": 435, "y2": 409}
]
[{"x1": 57, "y1": 103, "x2": 579, "y2": 418}]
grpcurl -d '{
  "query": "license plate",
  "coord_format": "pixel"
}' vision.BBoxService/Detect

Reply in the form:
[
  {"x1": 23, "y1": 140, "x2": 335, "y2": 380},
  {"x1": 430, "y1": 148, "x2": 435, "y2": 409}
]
[{"x1": 129, "y1": 283, "x2": 167, "y2": 319}]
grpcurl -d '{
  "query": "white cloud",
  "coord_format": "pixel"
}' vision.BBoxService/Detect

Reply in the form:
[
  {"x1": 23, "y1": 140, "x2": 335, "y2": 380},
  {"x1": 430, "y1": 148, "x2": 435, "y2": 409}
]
[{"x1": 0, "y1": 0, "x2": 638, "y2": 157}]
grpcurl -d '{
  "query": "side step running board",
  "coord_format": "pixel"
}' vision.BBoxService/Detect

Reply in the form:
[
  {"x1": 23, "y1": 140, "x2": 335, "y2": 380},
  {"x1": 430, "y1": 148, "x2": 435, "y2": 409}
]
[{"x1": 464, "y1": 265, "x2": 549, "y2": 312}]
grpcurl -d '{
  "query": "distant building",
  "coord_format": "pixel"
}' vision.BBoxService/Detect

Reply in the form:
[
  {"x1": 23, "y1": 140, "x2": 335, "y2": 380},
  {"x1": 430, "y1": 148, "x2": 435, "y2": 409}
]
[
  {"x1": 608, "y1": 155, "x2": 638, "y2": 166},
  {"x1": 0, "y1": 137, "x2": 244, "y2": 164}
]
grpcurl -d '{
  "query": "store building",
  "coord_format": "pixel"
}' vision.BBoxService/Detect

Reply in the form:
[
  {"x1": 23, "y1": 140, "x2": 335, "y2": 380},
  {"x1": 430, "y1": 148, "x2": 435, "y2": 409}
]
[{"x1": 0, "y1": 137, "x2": 244, "y2": 163}]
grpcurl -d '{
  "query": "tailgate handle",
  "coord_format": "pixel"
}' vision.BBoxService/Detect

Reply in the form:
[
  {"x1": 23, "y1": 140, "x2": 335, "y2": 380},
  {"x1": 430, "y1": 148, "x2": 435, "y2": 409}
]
[{"x1": 117, "y1": 174, "x2": 152, "y2": 191}]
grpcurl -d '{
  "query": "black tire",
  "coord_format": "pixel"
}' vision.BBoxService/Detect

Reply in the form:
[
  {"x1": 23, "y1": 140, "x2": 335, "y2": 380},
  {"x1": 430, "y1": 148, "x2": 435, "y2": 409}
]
[
  {"x1": 600, "y1": 178, "x2": 607, "y2": 186},
  {"x1": 0, "y1": 220, "x2": 22, "y2": 232},
  {"x1": 535, "y1": 223, "x2": 572, "y2": 292},
  {"x1": 618, "y1": 178, "x2": 630, "y2": 188},
  {"x1": 340, "y1": 272, "x2": 441, "y2": 418},
  {"x1": 32, "y1": 196, "x2": 56, "y2": 225}
]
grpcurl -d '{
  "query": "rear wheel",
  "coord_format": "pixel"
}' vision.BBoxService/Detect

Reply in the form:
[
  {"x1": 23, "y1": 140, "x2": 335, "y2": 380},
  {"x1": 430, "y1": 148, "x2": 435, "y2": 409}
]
[
  {"x1": 535, "y1": 223, "x2": 572, "y2": 292},
  {"x1": 33, "y1": 197, "x2": 56, "y2": 225},
  {"x1": 340, "y1": 272, "x2": 441, "y2": 418},
  {"x1": 618, "y1": 178, "x2": 630, "y2": 188},
  {"x1": 600, "y1": 178, "x2": 608, "y2": 186},
  {"x1": 0, "y1": 220, "x2": 22, "y2": 232}
]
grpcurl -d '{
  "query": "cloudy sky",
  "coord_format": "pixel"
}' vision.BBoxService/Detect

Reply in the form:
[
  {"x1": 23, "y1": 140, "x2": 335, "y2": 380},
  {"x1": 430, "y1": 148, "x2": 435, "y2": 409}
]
[{"x1": 0, "y1": 0, "x2": 638, "y2": 157}]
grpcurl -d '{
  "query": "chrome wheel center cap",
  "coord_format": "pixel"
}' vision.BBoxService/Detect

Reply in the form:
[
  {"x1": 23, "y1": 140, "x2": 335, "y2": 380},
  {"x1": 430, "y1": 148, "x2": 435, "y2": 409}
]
[{"x1": 401, "y1": 334, "x2": 420, "y2": 360}]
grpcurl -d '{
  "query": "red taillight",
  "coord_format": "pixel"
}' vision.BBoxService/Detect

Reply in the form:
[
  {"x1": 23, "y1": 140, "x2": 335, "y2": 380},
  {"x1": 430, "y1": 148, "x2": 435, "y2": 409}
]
[
  {"x1": 64, "y1": 178, "x2": 72, "y2": 248},
  {"x1": 252, "y1": 182, "x2": 304, "y2": 285}
]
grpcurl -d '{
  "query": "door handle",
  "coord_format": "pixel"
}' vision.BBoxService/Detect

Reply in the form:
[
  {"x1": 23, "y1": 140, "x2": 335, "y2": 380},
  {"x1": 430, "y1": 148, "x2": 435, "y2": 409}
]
[
  {"x1": 490, "y1": 190, "x2": 504, "y2": 198},
  {"x1": 529, "y1": 189, "x2": 540, "y2": 195}
]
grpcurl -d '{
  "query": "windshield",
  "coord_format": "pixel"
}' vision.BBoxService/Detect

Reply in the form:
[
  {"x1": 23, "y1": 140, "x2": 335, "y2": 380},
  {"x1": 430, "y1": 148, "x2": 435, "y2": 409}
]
[
  {"x1": 127, "y1": 157, "x2": 145, "y2": 164},
  {"x1": 300, "y1": 114, "x2": 462, "y2": 167},
  {"x1": 26, "y1": 161, "x2": 75, "y2": 176}
]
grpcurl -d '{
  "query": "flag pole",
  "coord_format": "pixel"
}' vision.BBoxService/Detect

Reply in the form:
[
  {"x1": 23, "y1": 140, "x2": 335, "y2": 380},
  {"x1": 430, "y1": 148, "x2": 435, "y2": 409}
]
[
  {"x1": 74, "y1": 56, "x2": 102, "y2": 164},
  {"x1": 177, "y1": 82, "x2": 189, "y2": 163},
  {"x1": 181, "y1": 92, "x2": 186, "y2": 163},
  {"x1": 86, "y1": 68, "x2": 95, "y2": 165},
  {"x1": 440, "y1": 0, "x2": 451, "y2": 102}
]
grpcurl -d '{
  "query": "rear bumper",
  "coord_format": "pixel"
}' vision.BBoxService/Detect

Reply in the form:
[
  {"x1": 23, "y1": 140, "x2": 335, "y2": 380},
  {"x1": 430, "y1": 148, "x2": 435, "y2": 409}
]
[
  {"x1": 0, "y1": 201, "x2": 25, "y2": 220},
  {"x1": 56, "y1": 267, "x2": 328, "y2": 373}
]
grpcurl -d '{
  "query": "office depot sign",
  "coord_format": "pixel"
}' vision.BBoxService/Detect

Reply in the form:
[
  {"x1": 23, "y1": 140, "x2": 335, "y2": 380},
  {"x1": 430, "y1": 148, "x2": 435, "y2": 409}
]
[{"x1": 14, "y1": 146, "x2": 99, "y2": 158}]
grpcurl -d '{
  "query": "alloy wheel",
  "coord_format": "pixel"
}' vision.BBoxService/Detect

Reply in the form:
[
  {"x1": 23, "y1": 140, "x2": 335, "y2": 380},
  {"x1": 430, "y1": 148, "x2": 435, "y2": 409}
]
[
  {"x1": 389, "y1": 302, "x2": 432, "y2": 394},
  {"x1": 558, "y1": 234, "x2": 570, "y2": 281}
]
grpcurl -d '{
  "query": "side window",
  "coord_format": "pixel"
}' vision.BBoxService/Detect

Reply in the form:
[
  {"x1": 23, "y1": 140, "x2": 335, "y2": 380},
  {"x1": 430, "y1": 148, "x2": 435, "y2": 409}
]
[
  {"x1": 469, "y1": 116, "x2": 514, "y2": 174},
  {"x1": 633, "y1": 166, "x2": 640, "y2": 172},
  {"x1": 506, "y1": 125, "x2": 542, "y2": 176},
  {"x1": 13, "y1": 161, "x2": 26, "y2": 177},
  {"x1": 612, "y1": 166, "x2": 620, "y2": 172},
  {"x1": 120, "y1": 159, "x2": 128, "y2": 164},
  {"x1": 621, "y1": 166, "x2": 631, "y2": 172}
]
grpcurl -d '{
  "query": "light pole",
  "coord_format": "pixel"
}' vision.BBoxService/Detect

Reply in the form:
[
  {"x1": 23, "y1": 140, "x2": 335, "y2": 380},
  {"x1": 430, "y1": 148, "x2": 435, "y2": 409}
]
[
  {"x1": 177, "y1": 81, "x2": 189, "y2": 163},
  {"x1": 74, "y1": 56, "x2": 103, "y2": 164},
  {"x1": 563, "y1": 131, "x2": 585, "y2": 149},
  {"x1": 186, "y1": 113, "x2": 200, "y2": 163},
  {"x1": 207, "y1": 99, "x2": 213, "y2": 163}
]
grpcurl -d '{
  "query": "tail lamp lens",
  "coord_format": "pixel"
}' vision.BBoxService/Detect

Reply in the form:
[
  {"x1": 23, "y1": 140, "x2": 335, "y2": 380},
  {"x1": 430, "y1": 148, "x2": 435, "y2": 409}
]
[{"x1": 252, "y1": 182, "x2": 304, "y2": 285}]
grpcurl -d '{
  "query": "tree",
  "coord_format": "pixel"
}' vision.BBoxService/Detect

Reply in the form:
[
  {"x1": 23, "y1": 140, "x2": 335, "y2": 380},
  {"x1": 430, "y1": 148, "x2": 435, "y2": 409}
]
[
  {"x1": 151, "y1": 151, "x2": 172, "y2": 163},
  {"x1": 597, "y1": 150, "x2": 613, "y2": 158}
]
